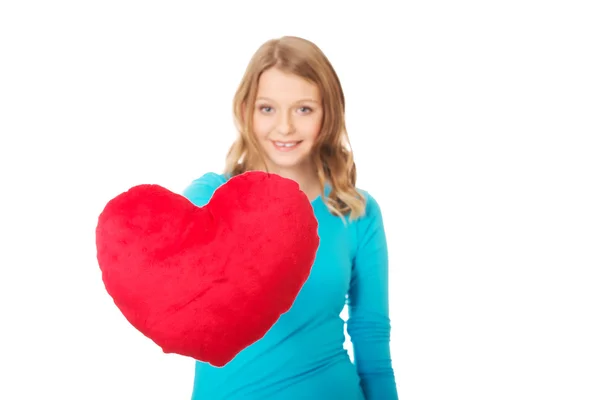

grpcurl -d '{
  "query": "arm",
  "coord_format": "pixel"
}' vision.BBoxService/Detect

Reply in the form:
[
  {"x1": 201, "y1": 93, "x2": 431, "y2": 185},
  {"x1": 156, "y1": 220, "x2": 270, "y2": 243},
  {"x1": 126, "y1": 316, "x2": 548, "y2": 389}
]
[{"x1": 347, "y1": 192, "x2": 398, "y2": 399}]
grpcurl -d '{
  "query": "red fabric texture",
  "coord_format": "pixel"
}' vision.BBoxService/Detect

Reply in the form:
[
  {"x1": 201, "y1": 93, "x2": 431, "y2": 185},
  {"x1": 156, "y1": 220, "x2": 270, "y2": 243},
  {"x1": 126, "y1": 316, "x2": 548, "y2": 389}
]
[{"x1": 95, "y1": 171, "x2": 320, "y2": 367}]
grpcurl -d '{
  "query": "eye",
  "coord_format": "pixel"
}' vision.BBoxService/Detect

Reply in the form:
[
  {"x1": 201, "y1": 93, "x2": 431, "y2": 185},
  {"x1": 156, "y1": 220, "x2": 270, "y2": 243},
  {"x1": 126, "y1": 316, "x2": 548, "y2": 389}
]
[
  {"x1": 259, "y1": 105, "x2": 274, "y2": 113},
  {"x1": 298, "y1": 106, "x2": 312, "y2": 114}
]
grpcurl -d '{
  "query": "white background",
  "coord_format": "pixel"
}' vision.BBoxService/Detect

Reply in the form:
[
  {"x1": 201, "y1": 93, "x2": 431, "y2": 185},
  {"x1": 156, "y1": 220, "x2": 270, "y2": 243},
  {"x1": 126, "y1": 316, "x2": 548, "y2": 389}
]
[{"x1": 1, "y1": 1, "x2": 599, "y2": 399}]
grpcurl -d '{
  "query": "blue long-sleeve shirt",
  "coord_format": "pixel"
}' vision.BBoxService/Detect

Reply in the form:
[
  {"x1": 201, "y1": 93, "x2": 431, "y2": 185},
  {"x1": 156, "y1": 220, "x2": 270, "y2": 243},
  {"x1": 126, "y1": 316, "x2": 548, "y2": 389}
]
[{"x1": 182, "y1": 172, "x2": 398, "y2": 399}]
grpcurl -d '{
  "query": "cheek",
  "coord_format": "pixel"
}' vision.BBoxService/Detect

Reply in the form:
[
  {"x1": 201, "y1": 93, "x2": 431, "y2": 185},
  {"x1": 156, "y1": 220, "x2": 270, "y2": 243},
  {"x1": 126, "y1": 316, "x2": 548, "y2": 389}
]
[
  {"x1": 300, "y1": 117, "x2": 322, "y2": 140},
  {"x1": 252, "y1": 115, "x2": 272, "y2": 139}
]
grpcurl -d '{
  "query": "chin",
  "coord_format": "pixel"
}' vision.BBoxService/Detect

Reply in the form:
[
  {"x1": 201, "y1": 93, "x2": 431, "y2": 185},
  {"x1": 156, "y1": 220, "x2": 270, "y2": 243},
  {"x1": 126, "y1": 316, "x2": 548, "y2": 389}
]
[
  {"x1": 262, "y1": 141, "x2": 312, "y2": 171},
  {"x1": 267, "y1": 157, "x2": 306, "y2": 171}
]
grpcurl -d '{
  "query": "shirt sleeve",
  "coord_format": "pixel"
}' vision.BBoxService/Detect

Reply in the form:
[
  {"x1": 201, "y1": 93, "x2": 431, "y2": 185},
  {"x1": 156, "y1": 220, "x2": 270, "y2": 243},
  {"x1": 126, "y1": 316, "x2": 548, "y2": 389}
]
[
  {"x1": 347, "y1": 192, "x2": 399, "y2": 399},
  {"x1": 181, "y1": 172, "x2": 227, "y2": 207}
]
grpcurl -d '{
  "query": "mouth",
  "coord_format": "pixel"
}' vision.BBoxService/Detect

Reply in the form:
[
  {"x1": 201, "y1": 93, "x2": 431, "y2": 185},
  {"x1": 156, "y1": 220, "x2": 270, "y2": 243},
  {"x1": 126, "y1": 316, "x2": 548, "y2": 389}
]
[{"x1": 272, "y1": 140, "x2": 302, "y2": 151}]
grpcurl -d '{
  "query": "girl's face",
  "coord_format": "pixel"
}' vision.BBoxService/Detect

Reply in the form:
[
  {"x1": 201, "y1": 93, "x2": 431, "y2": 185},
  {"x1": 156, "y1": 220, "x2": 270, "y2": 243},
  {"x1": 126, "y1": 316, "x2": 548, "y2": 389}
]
[{"x1": 252, "y1": 67, "x2": 323, "y2": 174}]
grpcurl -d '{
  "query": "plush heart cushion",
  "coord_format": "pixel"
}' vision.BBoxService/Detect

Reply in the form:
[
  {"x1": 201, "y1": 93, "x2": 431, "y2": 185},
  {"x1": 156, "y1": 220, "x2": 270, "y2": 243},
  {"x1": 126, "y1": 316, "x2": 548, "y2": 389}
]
[{"x1": 95, "y1": 171, "x2": 320, "y2": 367}]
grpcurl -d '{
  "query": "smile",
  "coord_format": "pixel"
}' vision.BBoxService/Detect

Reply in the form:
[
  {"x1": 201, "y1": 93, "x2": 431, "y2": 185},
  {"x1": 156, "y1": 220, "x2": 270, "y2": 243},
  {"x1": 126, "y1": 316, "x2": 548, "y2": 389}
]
[{"x1": 272, "y1": 141, "x2": 302, "y2": 151}]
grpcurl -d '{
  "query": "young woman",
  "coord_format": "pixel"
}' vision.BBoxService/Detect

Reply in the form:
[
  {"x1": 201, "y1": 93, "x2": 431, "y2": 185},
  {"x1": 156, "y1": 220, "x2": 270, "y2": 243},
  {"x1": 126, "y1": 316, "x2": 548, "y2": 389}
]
[{"x1": 183, "y1": 36, "x2": 398, "y2": 400}]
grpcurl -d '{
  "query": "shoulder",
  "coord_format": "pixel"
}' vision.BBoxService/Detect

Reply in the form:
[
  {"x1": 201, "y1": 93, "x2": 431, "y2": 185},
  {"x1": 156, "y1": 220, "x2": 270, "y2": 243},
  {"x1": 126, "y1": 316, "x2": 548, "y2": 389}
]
[
  {"x1": 186, "y1": 172, "x2": 229, "y2": 189},
  {"x1": 344, "y1": 187, "x2": 385, "y2": 243},
  {"x1": 356, "y1": 188, "x2": 384, "y2": 224},
  {"x1": 182, "y1": 172, "x2": 229, "y2": 207},
  {"x1": 352, "y1": 187, "x2": 387, "y2": 243},
  {"x1": 351, "y1": 188, "x2": 388, "y2": 258}
]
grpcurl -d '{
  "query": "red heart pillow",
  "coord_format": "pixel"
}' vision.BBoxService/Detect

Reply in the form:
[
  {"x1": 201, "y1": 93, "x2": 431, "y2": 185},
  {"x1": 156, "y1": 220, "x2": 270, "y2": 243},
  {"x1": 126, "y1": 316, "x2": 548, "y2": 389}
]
[{"x1": 95, "y1": 171, "x2": 319, "y2": 367}]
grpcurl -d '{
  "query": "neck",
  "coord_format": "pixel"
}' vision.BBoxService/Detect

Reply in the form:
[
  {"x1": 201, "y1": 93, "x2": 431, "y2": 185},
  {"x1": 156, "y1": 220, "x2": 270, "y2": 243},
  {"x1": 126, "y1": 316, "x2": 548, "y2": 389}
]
[{"x1": 263, "y1": 164, "x2": 321, "y2": 201}]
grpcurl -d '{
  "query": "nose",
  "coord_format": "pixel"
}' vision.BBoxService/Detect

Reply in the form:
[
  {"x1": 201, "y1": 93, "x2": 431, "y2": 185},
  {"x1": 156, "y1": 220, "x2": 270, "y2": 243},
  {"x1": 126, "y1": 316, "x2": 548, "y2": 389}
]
[{"x1": 276, "y1": 112, "x2": 295, "y2": 135}]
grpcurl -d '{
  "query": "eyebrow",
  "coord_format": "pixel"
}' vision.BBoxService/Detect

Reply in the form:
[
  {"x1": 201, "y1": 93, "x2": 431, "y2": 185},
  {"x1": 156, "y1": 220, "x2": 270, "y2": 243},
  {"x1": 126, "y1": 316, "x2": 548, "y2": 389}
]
[{"x1": 256, "y1": 97, "x2": 320, "y2": 104}]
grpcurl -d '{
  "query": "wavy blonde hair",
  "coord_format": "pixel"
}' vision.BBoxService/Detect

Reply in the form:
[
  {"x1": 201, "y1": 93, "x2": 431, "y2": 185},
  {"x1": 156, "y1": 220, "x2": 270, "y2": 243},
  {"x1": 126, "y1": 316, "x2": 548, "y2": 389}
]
[{"x1": 224, "y1": 36, "x2": 366, "y2": 220}]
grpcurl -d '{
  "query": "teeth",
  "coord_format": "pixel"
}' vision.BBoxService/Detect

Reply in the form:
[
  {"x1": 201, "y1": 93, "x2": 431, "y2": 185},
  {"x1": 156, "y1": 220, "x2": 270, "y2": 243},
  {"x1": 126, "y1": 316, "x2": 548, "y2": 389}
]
[{"x1": 275, "y1": 141, "x2": 299, "y2": 147}]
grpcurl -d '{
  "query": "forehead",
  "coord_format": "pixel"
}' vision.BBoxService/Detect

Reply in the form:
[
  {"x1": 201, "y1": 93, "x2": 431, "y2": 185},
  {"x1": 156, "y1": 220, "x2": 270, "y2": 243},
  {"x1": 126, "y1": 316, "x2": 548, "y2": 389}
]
[{"x1": 256, "y1": 68, "x2": 321, "y2": 103}]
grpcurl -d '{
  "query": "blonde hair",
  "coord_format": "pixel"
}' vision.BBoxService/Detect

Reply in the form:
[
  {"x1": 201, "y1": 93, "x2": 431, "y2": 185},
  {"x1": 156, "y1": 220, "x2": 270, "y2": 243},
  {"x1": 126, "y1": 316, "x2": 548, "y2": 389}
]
[{"x1": 225, "y1": 36, "x2": 366, "y2": 220}]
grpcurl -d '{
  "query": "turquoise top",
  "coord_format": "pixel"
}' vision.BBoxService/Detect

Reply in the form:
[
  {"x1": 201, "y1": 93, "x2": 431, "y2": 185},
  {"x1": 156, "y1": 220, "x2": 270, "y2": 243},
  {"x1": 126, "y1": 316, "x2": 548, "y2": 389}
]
[{"x1": 182, "y1": 172, "x2": 398, "y2": 399}]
